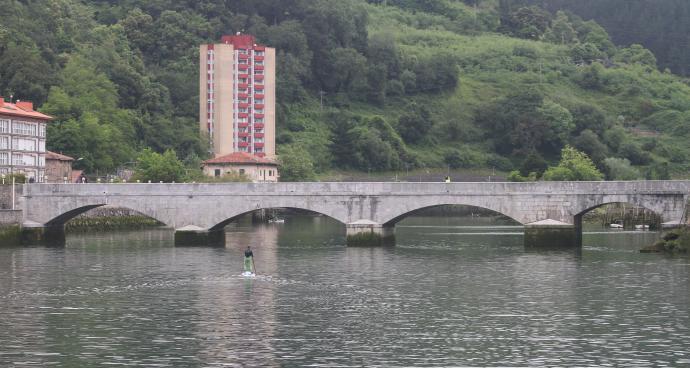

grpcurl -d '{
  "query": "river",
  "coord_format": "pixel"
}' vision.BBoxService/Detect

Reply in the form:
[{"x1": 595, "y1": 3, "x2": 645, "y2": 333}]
[{"x1": 1, "y1": 215, "x2": 689, "y2": 366}]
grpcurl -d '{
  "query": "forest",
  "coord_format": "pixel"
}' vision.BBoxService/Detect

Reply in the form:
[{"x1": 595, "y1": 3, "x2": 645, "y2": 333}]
[{"x1": 1, "y1": 0, "x2": 689, "y2": 181}]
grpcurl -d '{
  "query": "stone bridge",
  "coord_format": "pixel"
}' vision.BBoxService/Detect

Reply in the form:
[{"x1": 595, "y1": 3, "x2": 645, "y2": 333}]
[{"x1": 20, "y1": 181, "x2": 690, "y2": 246}]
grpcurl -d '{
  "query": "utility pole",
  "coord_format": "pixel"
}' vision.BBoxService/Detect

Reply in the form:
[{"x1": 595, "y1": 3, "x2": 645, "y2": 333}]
[{"x1": 319, "y1": 91, "x2": 326, "y2": 110}]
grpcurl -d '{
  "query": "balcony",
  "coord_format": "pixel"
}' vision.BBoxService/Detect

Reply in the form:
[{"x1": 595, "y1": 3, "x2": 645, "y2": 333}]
[
  {"x1": 238, "y1": 103, "x2": 249, "y2": 109},
  {"x1": 255, "y1": 84, "x2": 264, "y2": 90},
  {"x1": 254, "y1": 93, "x2": 264, "y2": 99},
  {"x1": 238, "y1": 83, "x2": 248, "y2": 89},
  {"x1": 238, "y1": 92, "x2": 249, "y2": 99},
  {"x1": 238, "y1": 54, "x2": 249, "y2": 60},
  {"x1": 255, "y1": 104, "x2": 264, "y2": 109},
  {"x1": 254, "y1": 55, "x2": 264, "y2": 62},
  {"x1": 238, "y1": 142, "x2": 249, "y2": 148},
  {"x1": 254, "y1": 123, "x2": 265, "y2": 129},
  {"x1": 238, "y1": 113, "x2": 249, "y2": 119},
  {"x1": 238, "y1": 122, "x2": 249, "y2": 128},
  {"x1": 254, "y1": 75, "x2": 264, "y2": 81},
  {"x1": 254, "y1": 46, "x2": 265, "y2": 51},
  {"x1": 254, "y1": 142, "x2": 265, "y2": 148},
  {"x1": 238, "y1": 64, "x2": 249, "y2": 71},
  {"x1": 255, "y1": 65, "x2": 264, "y2": 71},
  {"x1": 238, "y1": 73, "x2": 249, "y2": 79},
  {"x1": 254, "y1": 132, "x2": 264, "y2": 138},
  {"x1": 238, "y1": 132, "x2": 249, "y2": 137},
  {"x1": 254, "y1": 113, "x2": 264, "y2": 119}
]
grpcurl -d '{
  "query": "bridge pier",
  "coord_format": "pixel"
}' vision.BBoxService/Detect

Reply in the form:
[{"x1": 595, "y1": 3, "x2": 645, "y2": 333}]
[
  {"x1": 524, "y1": 219, "x2": 581, "y2": 249},
  {"x1": 20, "y1": 223, "x2": 66, "y2": 246},
  {"x1": 346, "y1": 221, "x2": 395, "y2": 246},
  {"x1": 174, "y1": 226, "x2": 225, "y2": 246}
]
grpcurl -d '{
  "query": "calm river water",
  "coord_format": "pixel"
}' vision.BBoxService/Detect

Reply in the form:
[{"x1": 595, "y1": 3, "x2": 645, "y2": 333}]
[{"x1": 1, "y1": 215, "x2": 689, "y2": 367}]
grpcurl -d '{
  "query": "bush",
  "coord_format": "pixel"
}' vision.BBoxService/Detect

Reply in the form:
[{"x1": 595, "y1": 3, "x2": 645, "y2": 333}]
[
  {"x1": 603, "y1": 157, "x2": 641, "y2": 180},
  {"x1": 542, "y1": 146, "x2": 604, "y2": 181}
]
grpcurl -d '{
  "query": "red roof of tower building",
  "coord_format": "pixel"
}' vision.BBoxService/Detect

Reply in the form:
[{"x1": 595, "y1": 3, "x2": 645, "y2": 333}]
[
  {"x1": 0, "y1": 98, "x2": 53, "y2": 121},
  {"x1": 219, "y1": 34, "x2": 266, "y2": 49},
  {"x1": 221, "y1": 34, "x2": 255, "y2": 48},
  {"x1": 203, "y1": 152, "x2": 276, "y2": 165}
]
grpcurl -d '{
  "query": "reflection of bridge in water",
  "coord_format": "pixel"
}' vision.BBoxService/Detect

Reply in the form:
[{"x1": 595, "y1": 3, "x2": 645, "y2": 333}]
[{"x1": 20, "y1": 181, "x2": 690, "y2": 247}]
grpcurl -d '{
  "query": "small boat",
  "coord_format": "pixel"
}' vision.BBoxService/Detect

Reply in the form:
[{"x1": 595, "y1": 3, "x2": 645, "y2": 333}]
[
  {"x1": 242, "y1": 271, "x2": 256, "y2": 277},
  {"x1": 268, "y1": 218, "x2": 285, "y2": 223},
  {"x1": 635, "y1": 224, "x2": 650, "y2": 230},
  {"x1": 609, "y1": 223, "x2": 624, "y2": 229}
]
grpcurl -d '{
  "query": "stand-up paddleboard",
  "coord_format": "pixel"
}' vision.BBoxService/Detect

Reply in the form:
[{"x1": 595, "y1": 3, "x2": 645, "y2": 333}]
[{"x1": 242, "y1": 271, "x2": 256, "y2": 277}]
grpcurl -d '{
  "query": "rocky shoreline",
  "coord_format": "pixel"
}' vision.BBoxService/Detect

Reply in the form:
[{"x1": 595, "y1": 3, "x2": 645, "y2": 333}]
[{"x1": 641, "y1": 227, "x2": 690, "y2": 254}]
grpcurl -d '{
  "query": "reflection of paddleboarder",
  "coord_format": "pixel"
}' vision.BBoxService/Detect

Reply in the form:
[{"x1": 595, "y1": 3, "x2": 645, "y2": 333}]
[{"x1": 244, "y1": 246, "x2": 255, "y2": 274}]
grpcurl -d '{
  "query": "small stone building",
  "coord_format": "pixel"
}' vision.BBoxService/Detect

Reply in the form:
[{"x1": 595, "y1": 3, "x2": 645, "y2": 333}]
[
  {"x1": 45, "y1": 151, "x2": 74, "y2": 183},
  {"x1": 202, "y1": 152, "x2": 279, "y2": 182}
]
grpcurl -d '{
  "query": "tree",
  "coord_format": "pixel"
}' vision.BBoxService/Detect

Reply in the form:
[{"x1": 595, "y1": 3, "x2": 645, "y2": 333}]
[
  {"x1": 542, "y1": 146, "x2": 604, "y2": 181},
  {"x1": 614, "y1": 44, "x2": 657, "y2": 67},
  {"x1": 278, "y1": 145, "x2": 316, "y2": 181},
  {"x1": 573, "y1": 129, "x2": 608, "y2": 164},
  {"x1": 603, "y1": 157, "x2": 640, "y2": 180},
  {"x1": 501, "y1": 6, "x2": 552, "y2": 40},
  {"x1": 398, "y1": 103, "x2": 432, "y2": 144},
  {"x1": 133, "y1": 149, "x2": 186, "y2": 183},
  {"x1": 519, "y1": 151, "x2": 548, "y2": 177},
  {"x1": 543, "y1": 11, "x2": 577, "y2": 44}
]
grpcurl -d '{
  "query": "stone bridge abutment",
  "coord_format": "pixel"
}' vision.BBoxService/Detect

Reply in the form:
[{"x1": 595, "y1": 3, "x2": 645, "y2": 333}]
[{"x1": 19, "y1": 181, "x2": 690, "y2": 247}]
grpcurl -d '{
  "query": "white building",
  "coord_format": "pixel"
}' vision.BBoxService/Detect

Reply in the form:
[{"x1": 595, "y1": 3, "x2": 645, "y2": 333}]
[{"x1": 0, "y1": 98, "x2": 53, "y2": 182}]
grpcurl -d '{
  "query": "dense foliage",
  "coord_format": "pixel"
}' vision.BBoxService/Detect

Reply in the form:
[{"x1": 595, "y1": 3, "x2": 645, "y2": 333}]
[
  {"x1": 1, "y1": 0, "x2": 690, "y2": 181},
  {"x1": 515, "y1": 0, "x2": 690, "y2": 76}
]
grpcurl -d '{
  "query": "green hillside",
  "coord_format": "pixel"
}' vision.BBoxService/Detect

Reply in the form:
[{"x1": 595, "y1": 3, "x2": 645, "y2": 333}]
[{"x1": 1, "y1": 0, "x2": 689, "y2": 180}]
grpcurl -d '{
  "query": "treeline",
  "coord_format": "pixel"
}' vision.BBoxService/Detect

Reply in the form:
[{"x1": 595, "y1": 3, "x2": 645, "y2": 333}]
[{"x1": 1, "y1": 0, "x2": 689, "y2": 181}]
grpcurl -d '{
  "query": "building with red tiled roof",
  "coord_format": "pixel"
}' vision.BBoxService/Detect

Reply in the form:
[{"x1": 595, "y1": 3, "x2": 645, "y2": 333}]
[
  {"x1": 202, "y1": 152, "x2": 279, "y2": 182},
  {"x1": 0, "y1": 98, "x2": 53, "y2": 182}
]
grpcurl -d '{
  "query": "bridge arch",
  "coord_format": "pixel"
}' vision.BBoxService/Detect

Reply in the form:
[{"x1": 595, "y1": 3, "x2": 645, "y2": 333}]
[
  {"x1": 43, "y1": 204, "x2": 169, "y2": 228},
  {"x1": 208, "y1": 206, "x2": 346, "y2": 231},
  {"x1": 572, "y1": 194, "x2": 685, "y2": 223},
  {"x1": 380, "y1": 202, "x2": 524, "y2": 227}
]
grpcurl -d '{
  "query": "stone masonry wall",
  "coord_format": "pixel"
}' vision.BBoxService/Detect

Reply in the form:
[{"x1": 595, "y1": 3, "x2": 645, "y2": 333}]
[{"x1": 0, "y1": 185, "x2": 22, "y2": 210}]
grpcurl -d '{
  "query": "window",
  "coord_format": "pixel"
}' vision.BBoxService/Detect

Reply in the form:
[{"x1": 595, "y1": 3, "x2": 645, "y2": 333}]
[
  {"x1": 269, "y1": 170, "x2": 273, "y2": 176},
  {"x1": 214, "y1": 169, "x2": 221, "y2": 177},
  {"x1": 239, "y1": 169, "x2": 245, "y2": 174},
  {"x1": 12, "y1": 153, "x2": 22, "y2": 165},
  {"x1": 38, "y1": 124, "x2": 46, "y2": 137},
  {"x1": 0, "y1": 152, "x2": 7, "y2": 165},
  {"x1": 0, "y1": 136, "x2": 8, "y2": 149},
  {"x1": 0, "y1": 119, "x2": 9, "y2": 133}
]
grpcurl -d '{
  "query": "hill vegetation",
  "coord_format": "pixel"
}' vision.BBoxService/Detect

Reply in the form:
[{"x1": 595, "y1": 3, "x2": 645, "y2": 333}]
[{"x1": 1, "y1": 0, "x2": 689, "y2": 181}]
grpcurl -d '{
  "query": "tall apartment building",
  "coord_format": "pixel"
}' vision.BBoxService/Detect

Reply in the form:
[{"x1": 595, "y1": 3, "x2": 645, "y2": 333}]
[
  {"x1": 0, "y1": 98, "x2": 53, "y2": 182},
  {"x1": 199, "y1": 34, "x2": 276, "y2": 158}
]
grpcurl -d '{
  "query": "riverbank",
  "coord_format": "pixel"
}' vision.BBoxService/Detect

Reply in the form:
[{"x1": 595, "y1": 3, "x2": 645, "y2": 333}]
[{"x1": 641, "y1": 227, "x2": 690, "y2": 253}]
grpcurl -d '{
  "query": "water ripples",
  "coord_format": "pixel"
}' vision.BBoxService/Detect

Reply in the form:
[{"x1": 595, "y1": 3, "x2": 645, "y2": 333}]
[{"x1": 0, "y1": 219, "x2": 689, "y2": 366}]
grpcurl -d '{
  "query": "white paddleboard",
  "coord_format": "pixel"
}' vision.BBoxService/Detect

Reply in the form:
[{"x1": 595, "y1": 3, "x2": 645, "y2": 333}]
[{"x1": 242, "y1": 271, "x2": 256, "y2": 277}]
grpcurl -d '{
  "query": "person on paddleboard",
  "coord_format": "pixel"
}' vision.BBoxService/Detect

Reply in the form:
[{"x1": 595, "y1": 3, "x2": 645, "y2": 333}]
[{"x1": 244, "y1": 246, "x2": 255, "y2": 274}]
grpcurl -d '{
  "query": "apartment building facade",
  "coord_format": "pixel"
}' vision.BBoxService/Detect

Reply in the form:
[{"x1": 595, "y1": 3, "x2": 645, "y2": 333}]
[
  {"x1": 0, "y1": 99, "x2": 53, "y2": 182},
  {"x1": 199, "y1": 34, "x2": 276, "y2": 159}
]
